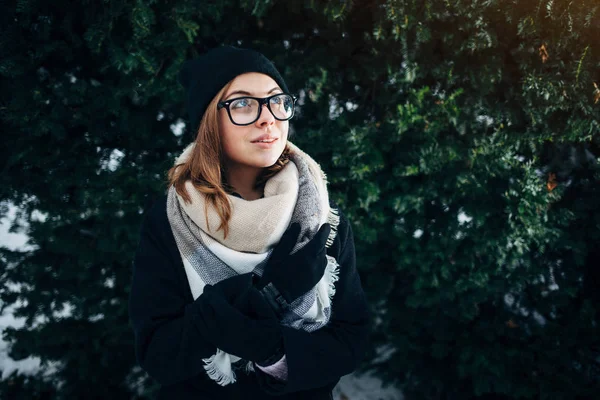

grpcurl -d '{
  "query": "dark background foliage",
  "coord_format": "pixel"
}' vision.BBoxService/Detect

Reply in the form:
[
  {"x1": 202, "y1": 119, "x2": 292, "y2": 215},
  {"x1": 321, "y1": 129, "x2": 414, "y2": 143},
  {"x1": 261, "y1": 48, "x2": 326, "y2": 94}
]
[{"x1": 1, "y1": 0, "x2": 598, "y2": 399}]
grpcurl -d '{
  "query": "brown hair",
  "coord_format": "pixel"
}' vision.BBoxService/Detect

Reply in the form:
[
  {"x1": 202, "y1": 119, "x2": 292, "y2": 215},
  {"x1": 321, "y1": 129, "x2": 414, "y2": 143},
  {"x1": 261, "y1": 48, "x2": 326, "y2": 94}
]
[{"x1": 167, "y1": 81, "x2": 291, "y2": 238}]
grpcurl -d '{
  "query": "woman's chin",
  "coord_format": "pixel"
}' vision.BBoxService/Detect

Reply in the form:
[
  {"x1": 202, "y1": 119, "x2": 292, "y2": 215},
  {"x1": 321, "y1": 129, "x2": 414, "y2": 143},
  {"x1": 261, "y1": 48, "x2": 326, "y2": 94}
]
[
  {"x1": 257, "y1": 155, "x2": 282, "y2": 168},
  {"x1": 253, "y1": 148, "x2": 285, "y2": 167}
]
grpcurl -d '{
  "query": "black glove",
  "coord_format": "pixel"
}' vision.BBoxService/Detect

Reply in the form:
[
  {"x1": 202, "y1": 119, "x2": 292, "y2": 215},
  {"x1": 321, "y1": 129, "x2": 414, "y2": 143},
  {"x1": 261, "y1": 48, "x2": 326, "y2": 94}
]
[
  {"x1": 195, "y1": 278, "x2": 282, "y2": 364},
  {"x1": 257, "y1": 222, "x2": 331, "y2": 304},
  {"x1": 209, "y1": 273, "x2": 254, "y2": 305}
]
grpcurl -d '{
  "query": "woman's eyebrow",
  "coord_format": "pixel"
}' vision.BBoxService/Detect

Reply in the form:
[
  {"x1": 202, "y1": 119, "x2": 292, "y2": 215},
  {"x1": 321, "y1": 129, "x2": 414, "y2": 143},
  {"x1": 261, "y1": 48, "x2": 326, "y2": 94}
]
[{"x1": 224, "y1": 87, "x2": 282, "y2": 99}]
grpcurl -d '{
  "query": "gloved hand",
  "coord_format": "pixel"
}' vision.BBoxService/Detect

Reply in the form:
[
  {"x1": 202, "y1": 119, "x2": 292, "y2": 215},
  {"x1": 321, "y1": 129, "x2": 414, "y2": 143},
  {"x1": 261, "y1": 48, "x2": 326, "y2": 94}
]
[
  {"x1": 195, "y1": 278, "x2": 282, "y2": 363},
  {"x1": 256, "y1": 222, "x2": 331, "y2": 304},
  {"x1": 209, "y1": 273, "x2": 254, "y2": 305}
]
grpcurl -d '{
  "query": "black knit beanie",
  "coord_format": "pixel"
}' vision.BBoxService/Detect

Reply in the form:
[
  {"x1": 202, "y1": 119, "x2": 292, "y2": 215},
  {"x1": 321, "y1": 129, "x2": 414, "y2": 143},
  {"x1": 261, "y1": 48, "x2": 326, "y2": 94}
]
[{"x1": 179, "y1": 46, "x2": 290, "y2": 133}]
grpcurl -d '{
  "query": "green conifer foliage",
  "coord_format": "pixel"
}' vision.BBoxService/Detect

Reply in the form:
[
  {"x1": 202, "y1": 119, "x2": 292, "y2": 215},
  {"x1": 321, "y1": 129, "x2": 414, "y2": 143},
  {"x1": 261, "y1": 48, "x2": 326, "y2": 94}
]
[{"x1": 1, "y1": 1, "x2": 598, "y2": 399}]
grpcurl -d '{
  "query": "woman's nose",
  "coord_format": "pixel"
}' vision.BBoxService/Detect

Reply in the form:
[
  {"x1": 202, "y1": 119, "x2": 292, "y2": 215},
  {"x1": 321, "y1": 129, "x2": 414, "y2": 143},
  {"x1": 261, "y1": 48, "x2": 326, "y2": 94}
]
[{"x1": 255, "y1": 103, "x2": 275, "y2": 127}]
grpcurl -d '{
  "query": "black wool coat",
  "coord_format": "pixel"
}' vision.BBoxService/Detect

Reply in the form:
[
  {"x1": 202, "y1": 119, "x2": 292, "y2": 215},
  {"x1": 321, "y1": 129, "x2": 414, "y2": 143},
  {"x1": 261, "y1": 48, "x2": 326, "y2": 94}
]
[{"x1": 128, "y1": 195, "x2": 370, "y2": 400}]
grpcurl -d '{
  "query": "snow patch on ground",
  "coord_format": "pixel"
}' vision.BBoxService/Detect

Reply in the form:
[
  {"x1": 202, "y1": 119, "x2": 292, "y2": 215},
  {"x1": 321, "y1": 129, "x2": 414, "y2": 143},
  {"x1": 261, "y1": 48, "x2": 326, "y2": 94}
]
[
  {"x1": 334, "y1": 371, "x2": 403, "y2": 400},
  {"x1": 0, "y1": 202, "x2": 42, "y2": 379},
  {"x1": 0, "y1": 308, "x2": 41, "y2": 379},
  {"x1": 0, "y1": 202, "x2": 31, "y2": 251}
]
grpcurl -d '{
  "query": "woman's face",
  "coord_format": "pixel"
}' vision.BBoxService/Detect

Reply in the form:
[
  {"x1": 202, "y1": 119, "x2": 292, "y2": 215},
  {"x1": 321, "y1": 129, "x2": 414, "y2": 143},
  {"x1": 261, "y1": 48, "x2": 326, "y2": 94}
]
[{"x1": 218, "y1": 72, "x2": 289, "y2": 173}]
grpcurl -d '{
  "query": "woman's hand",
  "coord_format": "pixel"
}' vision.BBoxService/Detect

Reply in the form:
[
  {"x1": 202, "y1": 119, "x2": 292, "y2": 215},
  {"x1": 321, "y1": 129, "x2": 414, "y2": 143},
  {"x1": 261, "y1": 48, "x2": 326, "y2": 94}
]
[
  {"x1": 195, "y1": 276, "x2": 282, "y2": 363},
  {"x1": 257, "y1": 222, "x2": 331, "y2": 304}
]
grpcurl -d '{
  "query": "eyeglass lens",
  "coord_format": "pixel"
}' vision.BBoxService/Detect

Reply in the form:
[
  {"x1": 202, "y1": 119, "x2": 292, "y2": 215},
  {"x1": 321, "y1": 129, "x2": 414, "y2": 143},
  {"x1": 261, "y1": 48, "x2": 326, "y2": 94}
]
[{"x1": 229, "y1": 94, "x2": 294, "y2": 125}]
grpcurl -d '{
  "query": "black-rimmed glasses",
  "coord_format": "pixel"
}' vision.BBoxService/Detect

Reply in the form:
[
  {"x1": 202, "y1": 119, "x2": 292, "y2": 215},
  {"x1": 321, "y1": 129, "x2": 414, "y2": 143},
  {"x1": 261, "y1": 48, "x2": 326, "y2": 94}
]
[{"x1": 217, "y1": 93, "x2": 297, "y2": 126}]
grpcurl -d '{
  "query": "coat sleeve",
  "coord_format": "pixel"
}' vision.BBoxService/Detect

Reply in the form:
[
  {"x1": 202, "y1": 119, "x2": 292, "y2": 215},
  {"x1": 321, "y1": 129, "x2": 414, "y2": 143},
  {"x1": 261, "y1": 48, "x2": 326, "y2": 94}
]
[
  {"x1": 255, "y1": 210, "x2": 371, "y2": 394},
  {"x1": 128, "y1": 200, "x2": 217, "y2": 387}
]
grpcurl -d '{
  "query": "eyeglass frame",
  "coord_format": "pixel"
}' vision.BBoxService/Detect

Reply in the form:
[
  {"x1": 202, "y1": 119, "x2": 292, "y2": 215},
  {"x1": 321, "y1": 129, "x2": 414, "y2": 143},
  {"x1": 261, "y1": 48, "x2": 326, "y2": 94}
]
[{"x1": 217, "y1": 93, "x2": 298, "y2": 126}]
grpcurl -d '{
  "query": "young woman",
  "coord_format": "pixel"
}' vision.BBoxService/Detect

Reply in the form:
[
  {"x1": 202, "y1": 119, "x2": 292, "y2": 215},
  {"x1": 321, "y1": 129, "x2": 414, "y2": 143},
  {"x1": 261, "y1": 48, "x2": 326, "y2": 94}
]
[{"x1": 129, "y1": 46, "x2": 370, "y2": 400}]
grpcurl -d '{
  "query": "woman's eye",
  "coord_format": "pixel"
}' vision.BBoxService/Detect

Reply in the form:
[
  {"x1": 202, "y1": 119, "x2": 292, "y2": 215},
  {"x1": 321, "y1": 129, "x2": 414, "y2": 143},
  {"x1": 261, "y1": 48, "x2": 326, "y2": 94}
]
[
  {"x1": 271, "y1": 94, "x2": 289, "y2": 105},
  {"x1": 231, "y1": 99, "x2": 251, "y2": 109}
]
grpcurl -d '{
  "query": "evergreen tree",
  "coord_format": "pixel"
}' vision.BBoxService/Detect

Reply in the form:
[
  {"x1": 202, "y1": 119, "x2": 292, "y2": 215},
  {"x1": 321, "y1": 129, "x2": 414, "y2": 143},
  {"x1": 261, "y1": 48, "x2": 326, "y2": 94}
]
[{"x1": 1, "y1": 1, "x2": 598, "y2": 399}]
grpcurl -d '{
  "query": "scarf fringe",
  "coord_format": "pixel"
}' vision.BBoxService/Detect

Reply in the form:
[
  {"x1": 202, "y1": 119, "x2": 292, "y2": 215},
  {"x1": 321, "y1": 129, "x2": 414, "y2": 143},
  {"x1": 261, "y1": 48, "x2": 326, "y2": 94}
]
[
  {"x1": 325, "y1": 255, "x2": 340, "y2": 300},
  {"x1": 245, "y1": 361, "x2": 255, "y2": 373},
  {"x1": 202, "y1": 352, "x2": 237, "y2": 386},
  {"x1": 326, "y1": 207, "x2": 340, "y2": 248}
]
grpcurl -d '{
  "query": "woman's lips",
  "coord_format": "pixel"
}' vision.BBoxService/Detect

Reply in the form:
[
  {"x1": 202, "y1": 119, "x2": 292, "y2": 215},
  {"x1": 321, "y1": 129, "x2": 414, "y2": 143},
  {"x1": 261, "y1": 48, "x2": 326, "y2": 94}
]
[{"x1": 252, "y1": 138, "x2": 278, "y2": 148}]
